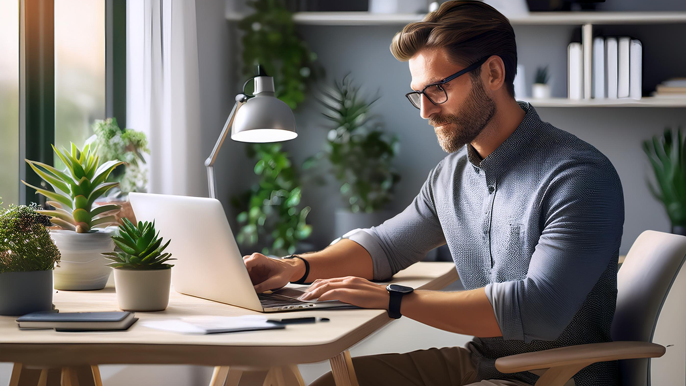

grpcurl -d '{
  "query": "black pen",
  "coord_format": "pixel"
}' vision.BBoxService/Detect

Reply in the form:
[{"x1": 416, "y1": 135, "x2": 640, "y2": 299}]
[{"x1": 266, "y1": 317, "x2": 330, "y2": 325}]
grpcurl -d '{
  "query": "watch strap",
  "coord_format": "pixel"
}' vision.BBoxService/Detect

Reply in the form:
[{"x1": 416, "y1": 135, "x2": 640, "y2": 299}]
[
  {"x1": 283, "y1": 254, "x2": 310, "y2": 284},
  {"x1": 387, "y1": 290, "x2": 403, "y2": 319}
]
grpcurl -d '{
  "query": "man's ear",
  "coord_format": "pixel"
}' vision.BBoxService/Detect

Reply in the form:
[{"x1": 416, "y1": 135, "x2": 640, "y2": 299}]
[{"x1": 482, "y1": 56, "x2": 506, "y2": 92}]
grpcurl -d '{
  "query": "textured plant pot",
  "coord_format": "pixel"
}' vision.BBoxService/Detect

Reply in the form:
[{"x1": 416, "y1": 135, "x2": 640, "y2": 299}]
[
  {"x1": 0, "y1": 270, "x2": 53, "y2": 316},
  {"x1": 50, "y1": 230, "x2": 115, "y2": 290},
  {"x1": 114, "y1": 268, "x2": 171, "y2": 311},
  {"x1": 532, "y1": 83, "x2": 551, "y2": 99},
  {"x1": 334, "y1": 209, "x2": 395, "y2": 239}
]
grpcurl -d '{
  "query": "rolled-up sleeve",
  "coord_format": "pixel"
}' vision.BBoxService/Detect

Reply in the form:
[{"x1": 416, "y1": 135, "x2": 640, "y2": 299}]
[
  {"x1": 485, "y1": 162, "x2": 624, "y2": 343},
  {"x1": 344, "y1": 166, "x2": 447, "y2": 281}
]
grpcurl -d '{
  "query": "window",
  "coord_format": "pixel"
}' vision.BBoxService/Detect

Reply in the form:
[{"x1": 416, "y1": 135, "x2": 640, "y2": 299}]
[
  {"x1": 54, "y1": 0, "x2": 106, "y2": 167},
  {"x1": 0, "y1": 0, "x2": 20, "y2": 205}
]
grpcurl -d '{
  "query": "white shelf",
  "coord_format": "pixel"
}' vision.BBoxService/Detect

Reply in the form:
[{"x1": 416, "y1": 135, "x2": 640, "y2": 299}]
[
  {"x1": 522, "y1": 97, "x2": 686, "y2": 107},
  {"x1": 226, "y1": 11, "x2": 686, "y2": 26}
]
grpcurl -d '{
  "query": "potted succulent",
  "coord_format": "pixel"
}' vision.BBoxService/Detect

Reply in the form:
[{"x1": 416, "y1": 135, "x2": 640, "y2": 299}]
[
  {"x1": 103, "y1": 219, "x2": 174, "y2": 311},
  {"x1": 22, "y1": 138, "x2": 124, "y2": 290},
  {"x1": 644, "y1": 127, "x2": 686, "y2": 236},
  {"x1": 91, "y1": 117, "x2": 150, "y2": 225},
  {"x1": 309, "y1": 75, "x2": 400, "y2": 237},
  {"x1": 532, "y1": 66, "x2": 551, "y2": 99},
  {"x1": 0, "y1": 202, "x2": 61, "y2": 316}
]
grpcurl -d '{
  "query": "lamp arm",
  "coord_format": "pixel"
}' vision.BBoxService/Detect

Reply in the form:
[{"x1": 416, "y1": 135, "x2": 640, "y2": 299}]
[{"x1": 205, "y1": 94, "x2": 249, "y2": 199}]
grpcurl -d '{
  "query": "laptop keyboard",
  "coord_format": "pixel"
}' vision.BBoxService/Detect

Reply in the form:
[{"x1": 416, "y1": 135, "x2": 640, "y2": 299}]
[{"x1": 257, "y1": 293, "x2": 310, "y2": 307}]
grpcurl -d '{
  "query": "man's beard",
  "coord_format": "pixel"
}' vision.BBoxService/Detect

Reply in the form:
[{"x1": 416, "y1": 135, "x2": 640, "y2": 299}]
[{"x1": 429, "y1": 77, "x2": 496, "y2": 153}]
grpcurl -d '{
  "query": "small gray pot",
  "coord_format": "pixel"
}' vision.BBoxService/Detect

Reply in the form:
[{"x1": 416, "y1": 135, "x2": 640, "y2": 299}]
[
  {"x1": 114, "y1": 268, "x2": 171, "y2": 311},
  {"x1": 0, "y1": 270, "x2": 53, "y2": 316}
]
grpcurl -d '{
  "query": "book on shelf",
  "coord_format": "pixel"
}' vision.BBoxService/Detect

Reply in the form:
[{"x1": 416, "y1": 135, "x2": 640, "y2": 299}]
[
  {"x1": 16, "y1": 311, "x2": 138, "y2": 331},
  {"x1": 593, "y1": 37, "x2": 605, "y2": 99},
  {"x1": 652, "y1": 78, "x2": 686, "y2": 99},
  {"x1": 606, "y1": 37, "x2": 618, "y2": 99},
  {"x1": 568, "y1": 42, "x2": 583, "y2": 100},
  {"x1": 629, "y1": 39, "x2": 642, "y2": 100},
  {"x1": 617, "y1": 37, "x2": 631, "y2": 98}
]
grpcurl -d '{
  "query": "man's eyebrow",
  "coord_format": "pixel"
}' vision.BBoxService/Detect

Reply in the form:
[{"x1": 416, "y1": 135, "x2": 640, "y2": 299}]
[{"x1": 410, "y1": 77, "x2": 442, "y2": 91}]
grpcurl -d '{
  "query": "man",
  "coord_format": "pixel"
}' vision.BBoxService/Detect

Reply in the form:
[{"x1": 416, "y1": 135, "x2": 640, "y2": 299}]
[{"x1": 243, "y1": 2, "x2": 624, "y2": 385}]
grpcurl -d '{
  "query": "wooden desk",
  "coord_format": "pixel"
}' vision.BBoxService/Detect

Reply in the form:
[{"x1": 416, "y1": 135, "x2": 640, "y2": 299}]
[{"x1": 0, "y1": 262, "x2": 458, "y2": 386}]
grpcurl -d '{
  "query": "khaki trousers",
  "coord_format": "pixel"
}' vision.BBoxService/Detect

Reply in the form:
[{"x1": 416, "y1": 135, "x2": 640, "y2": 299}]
[{"x1": 311, "y1": 346, "x2": 576, "y2": 386}]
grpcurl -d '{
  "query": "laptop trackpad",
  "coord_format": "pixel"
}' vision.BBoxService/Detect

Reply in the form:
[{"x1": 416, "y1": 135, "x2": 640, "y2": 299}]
[{"x1": 273, "y1": 287, "x2": 307, "y2": 299}]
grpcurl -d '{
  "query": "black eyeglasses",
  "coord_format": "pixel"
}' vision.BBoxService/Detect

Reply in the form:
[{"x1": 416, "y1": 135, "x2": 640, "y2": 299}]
[{"x1": 405, "y1": 56, "x2": 489, "y2": 110}]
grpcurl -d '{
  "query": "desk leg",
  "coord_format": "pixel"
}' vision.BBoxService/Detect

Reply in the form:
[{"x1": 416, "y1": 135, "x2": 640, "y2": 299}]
[
  {"x1": 210, "y1": 366, "x2": 243, "y2": 386},
  {"x1": 9, "y1": 363, "x2": 22, "y2": 386},
  {"x1": 60, "y1": 368, "x2": 81, "y2": 386},
  {"x1": 329, "y1": 351, "x2": 359, "y2": 386},
  {"x1": 37, "y1": 369, "x2": 49, "y2": 386},
  {"x1": 90, "y1": 366, "x2": 103, "y2": 386}
]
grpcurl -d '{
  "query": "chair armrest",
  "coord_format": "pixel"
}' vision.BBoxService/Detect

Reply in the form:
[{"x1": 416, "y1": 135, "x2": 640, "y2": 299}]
[{"x1": 495, "y1": 341, "x2": 665, "y2": 373}]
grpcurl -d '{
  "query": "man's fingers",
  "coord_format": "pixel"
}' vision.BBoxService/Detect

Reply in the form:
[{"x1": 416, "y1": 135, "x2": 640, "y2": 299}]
[
  {"x1": 318, "y1": 288, "x2": 355, "y2": 303},
  {"x1": 254, "y1": 275, "x2": 286, "y2": 293},
  {"x1": 301, "y1": 280, "x2": 370, "y2": 300}
]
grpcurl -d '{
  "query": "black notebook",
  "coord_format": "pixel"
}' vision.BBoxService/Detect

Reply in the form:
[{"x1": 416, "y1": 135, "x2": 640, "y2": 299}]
[{"x1": 17, "y1": 311, "x2": 137, "y2": 331}]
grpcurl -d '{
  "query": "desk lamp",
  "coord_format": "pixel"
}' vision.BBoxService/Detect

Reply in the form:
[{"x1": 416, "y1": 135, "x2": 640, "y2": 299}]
[{"x1": 205, "y1": 66, "x2": 297, "y2": 198}]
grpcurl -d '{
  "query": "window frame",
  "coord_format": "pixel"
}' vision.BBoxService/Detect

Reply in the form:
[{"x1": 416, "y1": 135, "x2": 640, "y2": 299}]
[{"x1": 18, "y1": 0, "x2": 126, "y2": 205}]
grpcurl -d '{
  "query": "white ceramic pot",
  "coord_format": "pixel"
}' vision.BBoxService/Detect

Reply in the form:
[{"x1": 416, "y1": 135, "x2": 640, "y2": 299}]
[
  {"x1": 113, "y1": 268, "x2": 171, "y2": 311},
  {"x1": 50, "y1": 230, "x2": 115, "y2": 290},
  {"x1": 532, "y1": 83, "x2": 551, "y2": 99}
]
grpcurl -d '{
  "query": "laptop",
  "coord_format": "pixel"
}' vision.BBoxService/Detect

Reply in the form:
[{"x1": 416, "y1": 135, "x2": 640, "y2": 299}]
[{"x1": 129, "y1": 193, "x2": 355, "y2": 312}]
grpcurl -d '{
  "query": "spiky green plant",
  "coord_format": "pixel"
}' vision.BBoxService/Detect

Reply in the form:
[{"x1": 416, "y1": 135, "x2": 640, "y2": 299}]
[
  {"x1": 22, "y1": 138, "x2": 124, "y2": 233},
  {"x1": 535, "y1": 66, "x2": 550, "y2": 85},
  {"x1": 644, "y1": 127, "x2": 686, "y2": 228},
  {"x1": 102, "y1": 219, "x2": 174, "y2": 270},
  {"x1": 308, "y1": 75, "x2": 400, "y2": 213}
]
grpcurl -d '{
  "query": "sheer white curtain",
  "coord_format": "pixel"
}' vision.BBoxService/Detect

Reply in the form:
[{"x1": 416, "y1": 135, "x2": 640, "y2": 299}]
[{"x1": 127, "y1": 0, "x2": 205, "y2": 197}]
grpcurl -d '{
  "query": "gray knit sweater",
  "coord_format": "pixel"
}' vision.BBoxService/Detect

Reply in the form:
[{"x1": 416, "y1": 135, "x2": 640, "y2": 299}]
[{"x1": 346, "y1": 102, "x2": 624, "y2": 386}]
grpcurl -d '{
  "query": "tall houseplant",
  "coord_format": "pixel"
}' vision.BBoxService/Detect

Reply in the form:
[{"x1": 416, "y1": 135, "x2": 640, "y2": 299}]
[
  {"x1": 234, "y1": 0, "x2": 319, "y2": 256},
  {"x1": 232, "y1": 144, "x2": 312, "y2": 256},
  {"x1": 310, "y1": 75, "x2": 400, "y2": 236},
  {"x1": 23, "y1": 138, "x2": 124, "y2": 290},
  {"x1": 644, "y1": 127, "x2": 686, "y2": 235},
  {"x1": 104, "y1": 219, "x2": 174, "y2": 311},
  {"x1": 0, "y1": 203, "x2": 61, "y2": 315}
]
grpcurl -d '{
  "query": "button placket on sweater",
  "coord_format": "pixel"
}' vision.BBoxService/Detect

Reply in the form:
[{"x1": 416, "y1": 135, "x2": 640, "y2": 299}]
[{"x1": 484, "y1": 173, "x2": 498, "y2": 268}]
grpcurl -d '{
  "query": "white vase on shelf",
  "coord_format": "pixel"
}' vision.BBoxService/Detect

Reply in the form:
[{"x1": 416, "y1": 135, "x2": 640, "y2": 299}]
[
  {"x1": 532, "y1": 83, "x2": 551, "y2": 99},
  {"x1": 369, "y1": 0, "x2": 425, "y2": 14}
]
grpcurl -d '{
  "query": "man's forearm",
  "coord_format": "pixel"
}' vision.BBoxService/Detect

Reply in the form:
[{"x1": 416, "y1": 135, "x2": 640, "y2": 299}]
[
  {"x1": 401, "y1": 287, "x2": 503, "y2": 338},
  {"x1": 285, "y1": 239, "x2": 375, "y2": 282}
]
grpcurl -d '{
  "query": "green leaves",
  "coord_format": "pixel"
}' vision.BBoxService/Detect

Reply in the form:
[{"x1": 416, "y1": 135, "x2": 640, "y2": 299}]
[
  {"x1": 644, "y1": 127, "x2": 686, "y2": 226},
  {"x1": 103, "y1": 218, "x2": 175, "y2": 270},
  {"x1": 238, "y1": 0, "x2": 321, "y2": 110},
  {"x1": 23, "y1": 140, "x2": 124, "y2": 233},
  {"x1": 233, "y1": 144, "x2": 311, "y2": 256},
  {"x1": 313, "y1": 75, "x2": 400, "y2": 213}
]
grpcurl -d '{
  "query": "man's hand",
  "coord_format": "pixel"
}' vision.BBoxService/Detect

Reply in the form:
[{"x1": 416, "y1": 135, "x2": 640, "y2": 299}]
[
  {"x1": 243, "y1": 253, "x2": 303, "y2": 293},
  {"x1": 299, "y1": 276, "x2": 390, "y2": 310}
]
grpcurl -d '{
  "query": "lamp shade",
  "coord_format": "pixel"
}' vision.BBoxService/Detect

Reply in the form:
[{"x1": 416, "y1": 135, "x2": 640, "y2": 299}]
[{"x1": 231, "y1": 76, "x2": 297, "y2": 143}]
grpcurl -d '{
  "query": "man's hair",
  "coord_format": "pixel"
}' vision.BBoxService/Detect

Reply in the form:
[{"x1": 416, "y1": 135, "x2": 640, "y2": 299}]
[{"x1": 390, "y1": 1, "x2": 517, "y2": 98}]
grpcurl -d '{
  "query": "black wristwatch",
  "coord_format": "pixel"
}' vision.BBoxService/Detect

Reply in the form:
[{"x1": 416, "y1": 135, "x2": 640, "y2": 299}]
[{"x1": 386, "y1": 284, "x2": 414, "y2": 319}]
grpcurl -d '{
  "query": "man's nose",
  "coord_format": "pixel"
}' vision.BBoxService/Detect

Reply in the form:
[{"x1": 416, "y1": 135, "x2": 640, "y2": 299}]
[{"x1": 419, "y1": 94, "x2": 439, "y2": 120}]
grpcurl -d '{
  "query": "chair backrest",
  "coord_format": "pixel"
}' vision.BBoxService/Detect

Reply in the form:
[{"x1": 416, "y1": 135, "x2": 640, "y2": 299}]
[{"x1": 612, "y1": 230, "x2": 686, "y2": 386}]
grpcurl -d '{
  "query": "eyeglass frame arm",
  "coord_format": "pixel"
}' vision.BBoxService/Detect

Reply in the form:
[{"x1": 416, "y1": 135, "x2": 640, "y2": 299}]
[{"x1": 205, "y1": 93, "x2": 251, "y2": 199}]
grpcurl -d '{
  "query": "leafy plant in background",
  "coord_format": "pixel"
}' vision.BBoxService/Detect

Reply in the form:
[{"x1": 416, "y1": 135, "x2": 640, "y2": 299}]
[
  {"x1": 91, "y1": 118, "x2": 150, "y2": 196},
  {"x1": 238, "y1": 0, "x2": 321, "y2": 110},
  {"x1": 534, "y1": 66, "x2": 550, "y2": 85},
  {"x1": 643, "y1": 127, "x2": 686, "y2": 231},
  {"x1": 103, "y1": 219, "x2": 174, "y2": 270},
  {"x1": 232, "y1": 144, "x2": 312, "y2": 256},
  {"x1": 22, "y1": 138, "x2": 124, "y2": 233},
  {"x1": 0, "y1": 202, "x2": 61, "y2": 273},
  {"x1": 308, "y1": 75, "x2": 400, "y2": 213}
]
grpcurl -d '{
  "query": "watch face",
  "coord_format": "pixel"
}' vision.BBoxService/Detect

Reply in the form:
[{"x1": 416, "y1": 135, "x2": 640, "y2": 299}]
[{"x1": 387, "y1": 284, "x2": 414, "y2": 294}]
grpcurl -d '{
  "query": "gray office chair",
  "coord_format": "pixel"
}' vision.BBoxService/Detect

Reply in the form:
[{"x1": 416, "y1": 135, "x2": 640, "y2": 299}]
[{"x1": 495, "y1": 230, "x2": 686, "y2": 386}]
